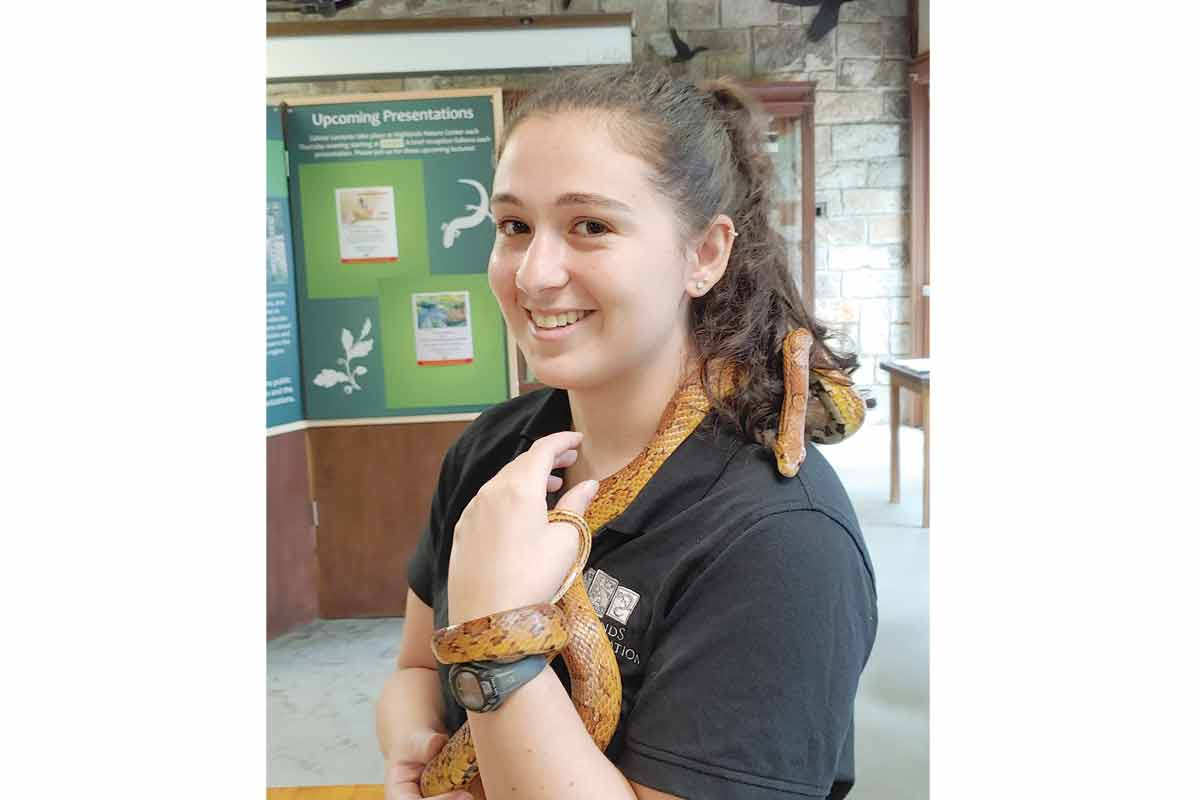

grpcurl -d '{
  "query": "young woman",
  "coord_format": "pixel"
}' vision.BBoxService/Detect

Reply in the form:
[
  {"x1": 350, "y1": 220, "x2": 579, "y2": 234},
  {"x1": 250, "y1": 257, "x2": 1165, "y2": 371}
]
[{"x1": 376, "y1": 64, "x2": 877, "y2": 800}]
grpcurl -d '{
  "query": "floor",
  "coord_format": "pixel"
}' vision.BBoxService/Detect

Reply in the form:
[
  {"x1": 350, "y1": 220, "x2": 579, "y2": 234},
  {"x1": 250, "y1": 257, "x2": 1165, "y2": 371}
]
[{"x1": 268, "y1": 422, "x2": 930, "y2": 799}]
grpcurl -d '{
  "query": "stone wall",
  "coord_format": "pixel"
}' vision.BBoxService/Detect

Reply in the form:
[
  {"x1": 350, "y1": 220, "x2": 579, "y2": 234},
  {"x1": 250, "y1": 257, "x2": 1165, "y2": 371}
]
[{"x1": 268, "y1": 0, "x2": 914, "y2": 423}]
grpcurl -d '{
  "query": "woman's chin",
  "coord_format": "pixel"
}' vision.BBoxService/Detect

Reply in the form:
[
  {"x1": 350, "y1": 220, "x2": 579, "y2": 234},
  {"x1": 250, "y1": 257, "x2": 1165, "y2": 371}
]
[{"x1": 523, "y1": 358, "x2": 606, "y2": 392}]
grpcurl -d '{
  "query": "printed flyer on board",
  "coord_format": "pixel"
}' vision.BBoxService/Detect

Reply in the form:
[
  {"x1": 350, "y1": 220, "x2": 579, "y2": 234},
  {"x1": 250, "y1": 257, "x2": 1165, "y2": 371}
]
[
  {"x1": 335, "y1": 186, "x2": 400, "y2": 263},
  {"x1": 412, "y1": 291, "x2": 474, "y2": 365}
]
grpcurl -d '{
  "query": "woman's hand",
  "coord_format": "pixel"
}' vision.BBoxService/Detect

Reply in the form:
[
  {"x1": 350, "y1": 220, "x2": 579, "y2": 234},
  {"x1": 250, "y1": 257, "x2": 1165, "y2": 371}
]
[
  {"x1": 447, "y1": 430, "x2": 600, "y2": 625},
  {"x1": 382, "y1": 728, "x2": 472, "y2": 800}
]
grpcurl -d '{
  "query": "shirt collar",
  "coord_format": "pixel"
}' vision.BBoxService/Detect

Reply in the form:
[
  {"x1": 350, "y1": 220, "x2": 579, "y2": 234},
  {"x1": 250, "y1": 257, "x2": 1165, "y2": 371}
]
[{"x1": 517, "y1": 388, "x2": 744, "y2": 536}]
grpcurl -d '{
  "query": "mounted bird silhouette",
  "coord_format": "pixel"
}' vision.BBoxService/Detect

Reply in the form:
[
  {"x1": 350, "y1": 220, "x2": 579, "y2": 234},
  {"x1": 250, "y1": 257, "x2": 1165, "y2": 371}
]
[
  {"x1": 669, "y1": 28, "x2": 709, "y2": 63},
  {"x1": 768, "y1": 0, "x2": 853, "y2": 42}
]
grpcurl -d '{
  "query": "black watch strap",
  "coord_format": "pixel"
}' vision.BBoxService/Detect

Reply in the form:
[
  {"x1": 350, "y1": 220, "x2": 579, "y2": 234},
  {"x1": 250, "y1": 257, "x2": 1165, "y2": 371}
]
[{"x1": 448, "y1": 654, "x2": 548, "y2": 713}]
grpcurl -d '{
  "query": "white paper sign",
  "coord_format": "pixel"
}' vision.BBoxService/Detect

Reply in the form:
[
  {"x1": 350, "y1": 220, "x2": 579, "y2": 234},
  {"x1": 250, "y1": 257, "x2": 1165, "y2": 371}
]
[
  {"x1": 335, "y1": 186, "x2": 399, "y2": 263},
  {"x1": 412, "y1": 291, "x2": 474, "y2": 366}
]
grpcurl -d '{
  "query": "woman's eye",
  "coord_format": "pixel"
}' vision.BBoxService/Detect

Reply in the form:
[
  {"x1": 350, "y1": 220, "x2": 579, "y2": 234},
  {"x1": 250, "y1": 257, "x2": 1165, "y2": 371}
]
[
  {"x1": 497, "y1": 220, "x2": 530, "y2": 236},
  {"x1": 572, "y1": 219, "x2": 610, "y2": 236}
]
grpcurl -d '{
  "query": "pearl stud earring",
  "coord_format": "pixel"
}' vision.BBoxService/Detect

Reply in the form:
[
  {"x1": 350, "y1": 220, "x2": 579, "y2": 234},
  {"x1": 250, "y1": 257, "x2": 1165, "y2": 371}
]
[{"x1": 696, "y1": 279, "x2": 707, "y2": 291}]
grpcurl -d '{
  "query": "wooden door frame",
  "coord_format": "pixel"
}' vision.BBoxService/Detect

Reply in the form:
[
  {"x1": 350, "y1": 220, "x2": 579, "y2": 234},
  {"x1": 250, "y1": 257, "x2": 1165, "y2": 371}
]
[
  {"x1": 909, "y1": 54, "x2": 930, "y2": 360},
  {"x1": 905, "y1": 52, "x2": 930, "y2": 428}
]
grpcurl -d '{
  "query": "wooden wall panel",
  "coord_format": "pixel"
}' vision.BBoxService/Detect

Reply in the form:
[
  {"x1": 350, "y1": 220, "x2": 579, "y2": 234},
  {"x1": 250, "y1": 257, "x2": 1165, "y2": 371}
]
[
  {"x1": 267, "y1": 429, "x2": 319, "y2": 639},
  {"x1": 308, "y1": 422, "x2": 469, "y2": 619}
]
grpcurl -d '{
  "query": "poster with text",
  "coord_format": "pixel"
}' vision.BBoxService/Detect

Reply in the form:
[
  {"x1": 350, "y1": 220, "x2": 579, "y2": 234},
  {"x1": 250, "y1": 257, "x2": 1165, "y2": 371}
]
[
  {"x1": 267, "y1": 106, "x2": 305, "y2": 430},
  {"x1": 283, "y1": 90, "x2": 511, "y2": 421}
]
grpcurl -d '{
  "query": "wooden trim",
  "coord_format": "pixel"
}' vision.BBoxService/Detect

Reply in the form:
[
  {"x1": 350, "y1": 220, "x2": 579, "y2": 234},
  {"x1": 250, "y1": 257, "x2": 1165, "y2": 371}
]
[
  {"x1": 743, "y1": 81, "x2": 815, "y2": 120},
  {"x1": 267, "y1": 413, "x2": 489, "y2": 431},
  {"x1": 909, "y1": 0, "x2": 920, "y2": 59},
  {"x1": 496, "y1": 92, "x2": 519, "y2": 400},
  {"x1": 267, "y1": 419, "x2": 308, "y2": 437},
  {"x1": 515, "y1": 347, "x2": 546, "y2": 396},
  {"x1": 744, "y1": 82, "x2": 816, "y2": 306},
  {"x1": 278, "y1": 87, "x2": 504, "y2": 106},
  {"x1": 909, "y1": 53, "x2": 930, "y2": 361},
  {"x1": 911, "y1": 52, "x2": 929, "y2": 84},
  {"x1": 267, "y1": 14, "x2": 632, "y2": 38},
  {"x1": 503, "y1": 84, "x2": 814, "y2": 118},
  {"x1": 301, "y1": 413, "x2": 482, "y2": 427},
  {"x1": 922, "y1": 383, "x2": 930, "y2": 528},
  {"x1": 757, "y1": 101, "x2": 811, "y2": 119},
  {"x1": 800, "y1": 106, "x2": 816, "y2": 306},
  {"x1": 906, "y1": 52, "x2": 930, "y2": 429},
  {"x1": 743, "y1": 81, "x2": 817, "y2": 103},
  {"x1": 267, "y1": 429, "x2": 319, "y2": 639}
]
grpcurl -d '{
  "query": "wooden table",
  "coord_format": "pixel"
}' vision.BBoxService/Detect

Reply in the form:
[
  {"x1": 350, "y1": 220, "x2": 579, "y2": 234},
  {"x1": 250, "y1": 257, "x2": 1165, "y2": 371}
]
[
  {"x1": 879, "y1": 360, "x2": 930, "y2": 528},
  {"x1": 268, "y1": 786, "x2": 383, "y2": 800}
]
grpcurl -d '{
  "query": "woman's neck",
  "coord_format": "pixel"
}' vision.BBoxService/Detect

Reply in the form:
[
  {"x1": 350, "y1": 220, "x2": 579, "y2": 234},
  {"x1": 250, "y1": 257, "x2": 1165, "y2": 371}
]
[{"x1": 563, "y1": 338, "x2": 697, "y2": 489}]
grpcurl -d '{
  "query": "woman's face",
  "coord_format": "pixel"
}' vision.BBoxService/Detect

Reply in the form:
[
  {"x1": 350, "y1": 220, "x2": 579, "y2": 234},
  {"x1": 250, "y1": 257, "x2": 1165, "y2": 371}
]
[{"x1": 488, "y1": 111, "x2": 696, "y2": 391}]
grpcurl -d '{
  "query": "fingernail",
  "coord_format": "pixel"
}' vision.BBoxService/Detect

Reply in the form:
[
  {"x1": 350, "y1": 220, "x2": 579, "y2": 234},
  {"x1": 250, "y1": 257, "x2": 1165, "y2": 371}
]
[{"x1": 584, "y1": 479, "x2": 600, "y2": 494}]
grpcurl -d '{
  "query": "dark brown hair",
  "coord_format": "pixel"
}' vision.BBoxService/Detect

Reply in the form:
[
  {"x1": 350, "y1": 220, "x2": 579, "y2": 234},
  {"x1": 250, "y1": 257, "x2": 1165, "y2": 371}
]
[{"x1": 498, "y1": 64, "x2": 858, "y2": 446}]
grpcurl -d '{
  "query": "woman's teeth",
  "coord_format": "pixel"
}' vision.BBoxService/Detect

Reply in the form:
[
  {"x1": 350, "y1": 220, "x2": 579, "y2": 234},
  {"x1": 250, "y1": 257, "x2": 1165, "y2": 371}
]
[{"x1": 531, "y1": 310, "x2": 593, "y2": 329}]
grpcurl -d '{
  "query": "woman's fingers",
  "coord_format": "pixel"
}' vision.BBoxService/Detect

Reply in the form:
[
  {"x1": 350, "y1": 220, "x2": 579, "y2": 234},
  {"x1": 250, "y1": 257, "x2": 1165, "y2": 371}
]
[
  {"x1": 388, "y1": 729, "x2": 446, "y2": 769},
  {"x1": 490, "y1": 430, "x2": 582, "y2": 497},
  {"x1": 553, "y1": 478, "x2": 600, "y2": 517},
  {"x1": 418, "y1": 731, "x2": 448, "y2": 763},
  {"x1": 386, "y1": 761, "x2": 423, "y2": 785},
  {"x1": 552, "y1": 447, "x2": 579, "y2": 469},
  {"x1": 546, "y1": 448, "x2": 576, "y2": 493},
  {"x1": 520, "y1": 430, "x2": 584, "y2": 477}
]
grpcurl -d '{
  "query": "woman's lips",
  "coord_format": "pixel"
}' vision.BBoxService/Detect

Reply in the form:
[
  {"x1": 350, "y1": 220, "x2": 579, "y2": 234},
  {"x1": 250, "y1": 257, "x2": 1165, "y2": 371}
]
[{"x1": 526, "y1": 309, "x2": 596, "y2": 341}]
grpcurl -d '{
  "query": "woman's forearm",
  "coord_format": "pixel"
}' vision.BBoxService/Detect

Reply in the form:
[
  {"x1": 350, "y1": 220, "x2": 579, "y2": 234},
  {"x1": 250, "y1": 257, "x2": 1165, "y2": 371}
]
[
  {"x1": 375, "y1": 666, "x2": 446, "y2": 759},
  {"x1": 468, "y1": 666, "x2": 637, "y2": 800}
]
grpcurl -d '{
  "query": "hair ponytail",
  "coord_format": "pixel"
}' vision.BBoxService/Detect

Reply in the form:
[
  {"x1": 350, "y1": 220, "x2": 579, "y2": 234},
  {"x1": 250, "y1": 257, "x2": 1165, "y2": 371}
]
[
  {"x1": 692, "y1": 78, "x2": 858, "y2": 445},
  {"x1": 501, "y1": 65, "x2": 859, "y2": 447}
]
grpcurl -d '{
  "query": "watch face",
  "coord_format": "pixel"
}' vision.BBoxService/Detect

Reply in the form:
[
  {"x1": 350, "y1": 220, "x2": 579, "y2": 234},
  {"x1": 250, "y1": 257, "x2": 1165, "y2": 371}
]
[{"x1": 453, "y1": 669, "x2": 486, "y2": 710}]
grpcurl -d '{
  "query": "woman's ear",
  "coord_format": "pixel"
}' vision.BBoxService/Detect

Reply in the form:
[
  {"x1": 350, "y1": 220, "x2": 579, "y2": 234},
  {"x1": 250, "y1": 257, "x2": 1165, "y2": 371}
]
[{"x1": 687, "y1": 213, "x2": 737, "y2": 298}]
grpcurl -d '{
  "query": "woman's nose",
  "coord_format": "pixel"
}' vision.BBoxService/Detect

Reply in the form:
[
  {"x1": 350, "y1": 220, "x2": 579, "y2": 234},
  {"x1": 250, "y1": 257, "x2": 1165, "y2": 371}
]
[{"x1": 515, "y1": 231, "x2": 570, "y2": 296}]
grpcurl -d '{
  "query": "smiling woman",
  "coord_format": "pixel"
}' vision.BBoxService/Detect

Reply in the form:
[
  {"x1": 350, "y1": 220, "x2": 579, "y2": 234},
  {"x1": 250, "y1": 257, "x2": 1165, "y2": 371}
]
[
  {"x1": 487, "y1": 108, "x2": 704, "y2": 403},
  {"x1": 377, "y1": 64, "x2": 876, "y2": 800}
]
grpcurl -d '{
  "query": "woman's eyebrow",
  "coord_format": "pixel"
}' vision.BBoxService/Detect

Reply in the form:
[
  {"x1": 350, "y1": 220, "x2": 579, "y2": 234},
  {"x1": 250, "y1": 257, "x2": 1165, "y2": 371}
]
[{"x1": 490, "y1": 191, "x2": 634, "y2": 215}]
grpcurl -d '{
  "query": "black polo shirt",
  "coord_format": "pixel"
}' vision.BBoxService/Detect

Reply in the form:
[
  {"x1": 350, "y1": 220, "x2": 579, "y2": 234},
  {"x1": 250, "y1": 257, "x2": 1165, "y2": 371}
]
[{"x1": 408, "y1": 387, "x2": 877, "y2": 799}]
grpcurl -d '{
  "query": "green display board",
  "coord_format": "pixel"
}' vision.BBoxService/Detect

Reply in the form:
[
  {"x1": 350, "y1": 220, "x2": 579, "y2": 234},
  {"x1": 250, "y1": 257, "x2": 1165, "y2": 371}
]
[{"x1": 281, "y1": 91, "x2": 513, "y2": 422}]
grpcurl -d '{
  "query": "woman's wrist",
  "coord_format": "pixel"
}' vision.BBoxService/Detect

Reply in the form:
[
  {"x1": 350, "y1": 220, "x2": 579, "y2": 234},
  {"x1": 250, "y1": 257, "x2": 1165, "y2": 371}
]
[
  {"x1": 448, "y1": 589, "x2": 542, "y2": 626},
  {"x1": 377, "y1": 668, "x2": 448, "y2": 760},
  {"x1": 448, "y1": 555, "x2": 563, "y2": 624}
]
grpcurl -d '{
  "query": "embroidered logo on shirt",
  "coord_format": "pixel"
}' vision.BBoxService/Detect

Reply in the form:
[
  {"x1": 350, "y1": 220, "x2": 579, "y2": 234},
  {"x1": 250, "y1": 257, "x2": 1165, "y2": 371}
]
[
  {"x1": 582, "y1": 568, "x2": 643, "y2": 665},
  {"x1": 583, "y1": 567, "x2": 641, "y2": 624}
]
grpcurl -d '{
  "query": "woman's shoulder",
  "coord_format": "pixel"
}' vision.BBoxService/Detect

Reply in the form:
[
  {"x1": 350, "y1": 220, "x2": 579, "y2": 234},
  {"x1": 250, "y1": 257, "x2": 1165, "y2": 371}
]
[
  {"x1": 704, "y1": 432, "x2": 860, "y2": 531},
  {"x1": 696, "y1": 437, "x2": 875, "y2": 592}
]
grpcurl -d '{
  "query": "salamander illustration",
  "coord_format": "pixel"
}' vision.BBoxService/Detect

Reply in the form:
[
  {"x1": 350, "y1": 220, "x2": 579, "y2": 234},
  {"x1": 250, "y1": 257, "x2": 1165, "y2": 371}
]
[{"x1": 440, "y1": 179, "x2": 494, "y2": 249}]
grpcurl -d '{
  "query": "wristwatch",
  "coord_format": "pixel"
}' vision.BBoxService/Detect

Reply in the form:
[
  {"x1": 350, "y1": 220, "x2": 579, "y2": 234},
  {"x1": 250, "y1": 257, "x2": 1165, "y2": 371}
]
[{"x1": 448, "y1": 655, "x2": 548, "y2": 713}]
